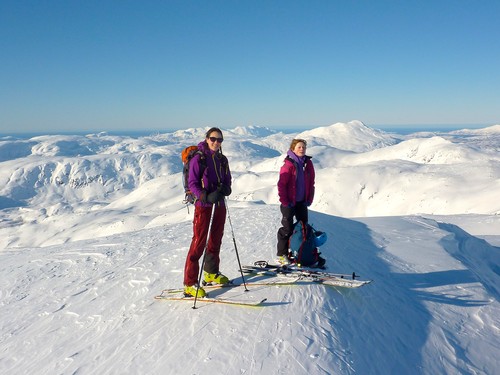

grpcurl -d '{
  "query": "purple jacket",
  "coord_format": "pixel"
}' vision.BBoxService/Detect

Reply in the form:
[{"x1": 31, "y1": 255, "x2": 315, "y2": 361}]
[{"x1": 188, "y1": 141, "x2": 231, "y2": 207}]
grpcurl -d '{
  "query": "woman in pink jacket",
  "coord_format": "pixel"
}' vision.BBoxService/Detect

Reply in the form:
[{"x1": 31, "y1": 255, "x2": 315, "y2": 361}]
[{"x1": 276, "y1": 139, "x2": 315, "y2": 264}]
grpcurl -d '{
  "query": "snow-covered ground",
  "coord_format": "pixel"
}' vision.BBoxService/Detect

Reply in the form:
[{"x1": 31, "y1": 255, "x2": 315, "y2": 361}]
[{"x1": 1, "y1": 121, "x2": 499, "y2": 374}]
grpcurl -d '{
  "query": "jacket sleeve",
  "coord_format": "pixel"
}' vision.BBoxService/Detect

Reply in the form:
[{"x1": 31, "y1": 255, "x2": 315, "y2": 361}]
[
  {"x1": 307, "y1": 161, "x2": 315, "y2": 205},
  {"x1": 277, "y1": 162, "x2": 292, "y2": 206},
  {"x1": 188, "y1": 153, "x2": 204, "y2": 199}
]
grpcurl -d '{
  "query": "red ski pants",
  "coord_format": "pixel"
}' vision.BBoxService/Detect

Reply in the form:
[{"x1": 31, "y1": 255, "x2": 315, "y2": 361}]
[{"x1": 184, "y1": 204, "x2": 227, "y2": 286}]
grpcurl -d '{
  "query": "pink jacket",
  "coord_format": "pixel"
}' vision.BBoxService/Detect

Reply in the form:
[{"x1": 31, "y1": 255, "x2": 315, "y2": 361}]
[{"x1": 277, "y1": 155, "x2": 315, "y2": 207}]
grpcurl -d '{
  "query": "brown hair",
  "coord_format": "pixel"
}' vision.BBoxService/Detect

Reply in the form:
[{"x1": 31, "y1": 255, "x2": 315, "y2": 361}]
[
  {"x1": 289, "y1": 138, "x2": 307, "y2": 150},
  {"x1": 205, "y1": 127, "x2": 224, "y2": 154},
  {"x1": 205, "y1": 127, "x2": 223, "y2": 139}
]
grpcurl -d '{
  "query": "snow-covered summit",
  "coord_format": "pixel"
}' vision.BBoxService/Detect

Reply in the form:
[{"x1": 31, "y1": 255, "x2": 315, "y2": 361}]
[
  {"x1": 297, "y1": 120, "x2": 401, "y2": 152},
  {"x1": 450, "y1": 124, "x2": 500, "y2": 135},
  {"x1": 230, "y1": 125, "x2": 277, "y2": 137}
]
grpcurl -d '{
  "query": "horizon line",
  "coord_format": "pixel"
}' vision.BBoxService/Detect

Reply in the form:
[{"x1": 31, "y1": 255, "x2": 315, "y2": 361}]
[{"x1": 1, "y1": 122, "x2": 495, "y2": 138}]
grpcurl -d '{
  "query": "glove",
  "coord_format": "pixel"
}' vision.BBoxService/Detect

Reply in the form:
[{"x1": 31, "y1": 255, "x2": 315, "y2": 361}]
[
  {"x1": 198, "y1": 190, "x2": 207, "y2": 203},
  {"x1": 220, "y1": 184, "x2": 231, "y2": 196},
  {"x1": 207, "y1": 190, "x2": 223, "y2": 203}
]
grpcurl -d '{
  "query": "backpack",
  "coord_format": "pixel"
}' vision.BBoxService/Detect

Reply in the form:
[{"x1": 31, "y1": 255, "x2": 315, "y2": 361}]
[
  {"x1": 181, "y1": 145, "x2": 206, "y2": 204},
  {"x1": 288, "y1": 221, "x2": 320, "y2": 266}
]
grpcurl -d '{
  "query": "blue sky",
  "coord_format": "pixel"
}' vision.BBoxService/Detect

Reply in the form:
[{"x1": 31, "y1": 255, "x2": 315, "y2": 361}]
[{"x1": 1, "y1": 0, "x2": 499, "y2": 133}]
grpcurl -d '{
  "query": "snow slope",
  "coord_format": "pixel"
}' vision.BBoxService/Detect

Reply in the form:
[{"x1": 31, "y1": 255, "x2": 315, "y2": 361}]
[{"x1": 1, "y1": 121, "x2": 499, "y2": 374}]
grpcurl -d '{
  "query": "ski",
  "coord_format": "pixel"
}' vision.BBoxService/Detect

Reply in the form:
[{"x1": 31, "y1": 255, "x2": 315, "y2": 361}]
[
  {"x1": 251, "y1": 260, "x2": 361, "y2": 279},
  {"x1": 155, "y1": 292, "x2": 267, "y2": 307},
  {"x1": 159, "y1": 278, "x2": 302, "y2": 296},
  {"x1": 243, "y1": 266, "x2": 370, "y2": 288},
  {"x1": 242, "y1": 261, "x2": 371, "y2": 288},
  {"x1": 160, "y1": 283, "x2": 237, "y2": 295}
]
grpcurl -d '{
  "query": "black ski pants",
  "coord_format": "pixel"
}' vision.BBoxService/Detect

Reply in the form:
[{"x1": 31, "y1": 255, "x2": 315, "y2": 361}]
[{"x1": 276, "y1": 201, "x2": 308, "y2": 256}]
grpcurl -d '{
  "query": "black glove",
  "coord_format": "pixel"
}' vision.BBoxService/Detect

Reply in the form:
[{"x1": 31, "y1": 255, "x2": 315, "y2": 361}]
[
  {"x1": 207, "y1": 190, "x2": 223, "y2": 203},
  {"x1": 198, "y1": 190, "x2": 207, "y2": 203},
  {"x1": 220, "y1": 184, "x2": 231, "y2": 196}
]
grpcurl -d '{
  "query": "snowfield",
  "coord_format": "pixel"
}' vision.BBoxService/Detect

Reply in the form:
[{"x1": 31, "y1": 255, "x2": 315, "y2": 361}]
[{"x1": 1, "y1": 121, "x2": 499, "y2": 374}]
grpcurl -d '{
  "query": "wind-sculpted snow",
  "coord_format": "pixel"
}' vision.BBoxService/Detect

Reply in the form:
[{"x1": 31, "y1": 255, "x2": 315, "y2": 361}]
[{"x1": 0, "y1": 205, "x2": 498, "y2": 374}]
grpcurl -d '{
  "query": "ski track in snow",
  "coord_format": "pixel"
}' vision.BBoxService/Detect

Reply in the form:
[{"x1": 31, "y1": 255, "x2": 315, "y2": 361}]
[{"x1": 1, "y1": 205, "x2": 499, "y2": 374}]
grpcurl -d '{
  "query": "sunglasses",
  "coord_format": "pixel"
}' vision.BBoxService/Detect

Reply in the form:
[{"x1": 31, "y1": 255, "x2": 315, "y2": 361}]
[{"x1": 209, "y1": 137, "x2": 224, "y2": 143}]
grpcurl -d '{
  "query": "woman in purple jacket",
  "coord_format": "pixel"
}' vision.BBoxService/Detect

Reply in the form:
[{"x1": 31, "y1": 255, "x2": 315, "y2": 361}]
[
  {"x1": 276, "y1": 139, "x2": 315, "y2": 264},
  {"x1": 183, "y1": 127, "x2": 232, "y2": 298}
]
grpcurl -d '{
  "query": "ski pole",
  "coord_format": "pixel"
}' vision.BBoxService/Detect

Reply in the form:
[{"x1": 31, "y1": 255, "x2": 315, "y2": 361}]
[
  {"x1": 192, "y1": 202, "x2": 217, "y2": 309},
  {"x1": 225, "y1": 197, "x2": 249, "y2": 292}
]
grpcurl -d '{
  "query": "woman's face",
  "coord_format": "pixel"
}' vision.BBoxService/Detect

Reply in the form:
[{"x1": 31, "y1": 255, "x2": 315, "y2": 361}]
[
  {"x1": 293, "y1": 142, "x2": 306, "y2": 157},
  {"x1": 206, "y1": 131, "x2": 223, "y2": 152}
]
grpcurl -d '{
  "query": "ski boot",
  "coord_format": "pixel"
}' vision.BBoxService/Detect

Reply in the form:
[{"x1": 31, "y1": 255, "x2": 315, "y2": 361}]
[
  {"x1": 277, "y1": 255, "x2": 291, "y2": 265},
  {"x1": 317, "y1": 255, "x2": 327, "y2": 269},
  {"x1": 203, "y1": 272, "x2": 230, "y2": 285},
  {"x1": 184, "y1": 284, "x2": 206, "y2": 298}
]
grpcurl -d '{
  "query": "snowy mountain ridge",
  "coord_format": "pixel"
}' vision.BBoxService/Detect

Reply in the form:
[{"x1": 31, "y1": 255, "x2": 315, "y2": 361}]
[{"x1": 1, "y1": 121, "x2": 500, "y2": 249}]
